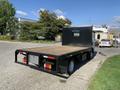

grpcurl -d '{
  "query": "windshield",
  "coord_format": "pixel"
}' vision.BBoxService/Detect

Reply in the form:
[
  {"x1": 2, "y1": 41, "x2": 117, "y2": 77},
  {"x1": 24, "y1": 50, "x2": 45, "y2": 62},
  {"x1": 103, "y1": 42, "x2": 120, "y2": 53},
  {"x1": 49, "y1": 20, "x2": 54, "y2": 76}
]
[{"x1": 101, "y1": 39, "x2": 110, "y2": 42}]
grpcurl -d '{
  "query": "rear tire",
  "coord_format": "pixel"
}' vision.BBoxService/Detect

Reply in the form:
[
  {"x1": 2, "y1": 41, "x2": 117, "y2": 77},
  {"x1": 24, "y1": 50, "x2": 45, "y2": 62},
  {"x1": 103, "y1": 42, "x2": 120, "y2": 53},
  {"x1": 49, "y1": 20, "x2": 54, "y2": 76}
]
[
  {"x1": 87, "y1": 50, "x2": 94, "y2": 60},
  {"x1": 90, "y1": 51, "x2": 94, "y2": 59},
  {"x1": 68, "y1": 60, "x2": 75, "y2": 75}
]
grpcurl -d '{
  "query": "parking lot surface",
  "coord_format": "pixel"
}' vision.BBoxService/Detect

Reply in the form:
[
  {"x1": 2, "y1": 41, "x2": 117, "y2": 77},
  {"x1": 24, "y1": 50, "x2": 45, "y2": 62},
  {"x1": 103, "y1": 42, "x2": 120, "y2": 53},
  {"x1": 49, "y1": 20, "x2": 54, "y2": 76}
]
[{"x1": 0, "y1": 41, "x2": 120, "y2": 90}]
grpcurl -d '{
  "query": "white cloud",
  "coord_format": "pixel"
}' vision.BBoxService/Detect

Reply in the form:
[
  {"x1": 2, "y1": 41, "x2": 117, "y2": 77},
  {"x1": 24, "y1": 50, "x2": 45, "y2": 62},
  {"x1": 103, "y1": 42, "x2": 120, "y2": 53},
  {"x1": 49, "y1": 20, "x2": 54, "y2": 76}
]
[
  {"x1": 31, "y1": 8, "x2": 66, "y2": 20},
  {"x1": 31, "y1": 8, "x2": 46, "y2": 17},
  {"x1": 54, "y1": 9, "x2": 64, "y2": 15},
  {"x1": 57, "y1": 15, "x2": 66, "y2": 20},
  {"x1": 113, "y1": 16, "x2": 120, "y2": 22},
  {"x1": 31, "y1": 11, "x2": 36, "y2": 16},
  {"x1": 37, "y1": 8, "x2": 45, "y2": 14},
  {"x1": 16, "y1": 10, "x2": 28, "y2": 16},
  {"x1": 54, "y1": 9, "x2": 66, "y2": 20},
  {"x1": 31, "y1": 11, "x2": 39, "y2": 17},
  {"x1": 40, "y1": 8, "x2": 45, "y2": 11}
]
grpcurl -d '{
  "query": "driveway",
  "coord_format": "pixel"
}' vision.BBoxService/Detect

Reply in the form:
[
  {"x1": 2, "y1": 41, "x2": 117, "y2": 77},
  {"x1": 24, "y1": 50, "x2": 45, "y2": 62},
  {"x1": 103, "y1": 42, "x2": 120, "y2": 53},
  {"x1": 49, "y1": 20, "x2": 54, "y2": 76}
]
[{"x1": 0, "y1": 41, "x2": 120, "y2": 90}]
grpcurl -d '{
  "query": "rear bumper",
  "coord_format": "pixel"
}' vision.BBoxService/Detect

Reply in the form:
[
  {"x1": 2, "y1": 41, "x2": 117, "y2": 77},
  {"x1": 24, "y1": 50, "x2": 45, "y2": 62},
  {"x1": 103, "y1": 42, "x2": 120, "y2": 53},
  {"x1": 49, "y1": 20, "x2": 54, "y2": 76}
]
[{"x1": 15, "y1": 49, "x2": 68, "y2": 77}]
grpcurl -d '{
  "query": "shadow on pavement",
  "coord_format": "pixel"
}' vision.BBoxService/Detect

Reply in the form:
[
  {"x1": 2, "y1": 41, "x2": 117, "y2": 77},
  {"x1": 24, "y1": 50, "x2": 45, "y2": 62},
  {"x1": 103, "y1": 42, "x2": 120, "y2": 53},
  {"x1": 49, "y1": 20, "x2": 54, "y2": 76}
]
[
  {"x1": 73, "y1": 51, "x2": 97, "y2": 75},
  {"x1": 98, "y1": 52, "x2": 107, "y2": 56}
]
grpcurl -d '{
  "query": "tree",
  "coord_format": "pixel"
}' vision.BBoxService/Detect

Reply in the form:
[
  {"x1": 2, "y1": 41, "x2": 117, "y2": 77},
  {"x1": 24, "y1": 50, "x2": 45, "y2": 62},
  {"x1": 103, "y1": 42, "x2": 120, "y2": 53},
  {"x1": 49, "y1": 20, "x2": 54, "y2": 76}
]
[
  {"x1": 38, "y1": 10, "x2": 72, "y2": 40},
  {"x1": 56, "y1": 18, "x2": 71, "y2": 28},
  {"x1": 0, "y1": 0, "x2": 16, "y2": 35},
  {"x1": 102, "y1": 24, "x2": 107, "y2": 29},
  {"x1": 19, "y1": 22, "x2": 31, "y2": 40},
  {"x1": 6, "y1": 17, "x2": 18, "y2": 36},
  {"x1": 19, "y1": 21, "x2": 41, "y2": 40}
]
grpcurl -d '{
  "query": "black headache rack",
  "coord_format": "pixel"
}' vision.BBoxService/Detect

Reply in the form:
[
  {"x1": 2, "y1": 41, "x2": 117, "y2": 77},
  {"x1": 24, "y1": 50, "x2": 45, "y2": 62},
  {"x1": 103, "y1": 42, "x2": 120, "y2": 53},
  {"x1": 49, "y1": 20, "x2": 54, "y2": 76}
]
[{"x1": 62, "y1": 26, "x2": 93, "y2": 47}]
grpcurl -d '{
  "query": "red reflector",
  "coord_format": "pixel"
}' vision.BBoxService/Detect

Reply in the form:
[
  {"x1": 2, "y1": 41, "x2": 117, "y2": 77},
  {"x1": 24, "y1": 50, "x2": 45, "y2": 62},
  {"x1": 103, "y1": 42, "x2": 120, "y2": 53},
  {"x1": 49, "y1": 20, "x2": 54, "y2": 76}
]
[
  {"x1": 48, "y1": 56, "x2": 55, "y2": 60},
  {"x1": 22, "y1": 57, "x2": 27, "y2": 64},
  {"x1": 44, "y1": 63, "x2": 52, "y2": 69},
  {"x1": 19, "y1": 49, "x2": 23, "y2": 54}
]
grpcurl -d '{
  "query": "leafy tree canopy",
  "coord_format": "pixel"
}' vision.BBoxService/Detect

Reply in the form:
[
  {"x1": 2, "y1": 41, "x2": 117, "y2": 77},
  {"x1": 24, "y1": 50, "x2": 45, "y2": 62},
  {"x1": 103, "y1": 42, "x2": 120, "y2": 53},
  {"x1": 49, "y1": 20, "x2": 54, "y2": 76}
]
[
  {"x1": 0, "y1": 0, "x2": 16, "y2": 35},
  {"x1": 38, "y1": 10, "x2": 72, "y2": 40}
]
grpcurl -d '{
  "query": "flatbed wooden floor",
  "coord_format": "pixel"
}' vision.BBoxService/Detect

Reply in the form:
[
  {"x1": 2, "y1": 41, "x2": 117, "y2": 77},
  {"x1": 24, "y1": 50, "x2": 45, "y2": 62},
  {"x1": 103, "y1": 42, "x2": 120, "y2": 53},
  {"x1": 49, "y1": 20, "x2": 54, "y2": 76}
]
[{"x1": 23, "y1": 45, "x2": 91, "y2": 56}]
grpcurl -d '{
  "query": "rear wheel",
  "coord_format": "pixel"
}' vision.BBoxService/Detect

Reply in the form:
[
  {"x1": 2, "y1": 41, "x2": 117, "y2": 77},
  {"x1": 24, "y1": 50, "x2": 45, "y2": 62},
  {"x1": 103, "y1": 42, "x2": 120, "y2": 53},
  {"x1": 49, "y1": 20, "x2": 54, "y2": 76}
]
[
  {"x1": 68, "y1": 60, "x2": 75, "y2": 75},
  {"x1": 90, "y1": 51, "x2": 94, "y2": 59},
  {"x1": 87, "y1": 50, "x2": 94, "y2": 60}
]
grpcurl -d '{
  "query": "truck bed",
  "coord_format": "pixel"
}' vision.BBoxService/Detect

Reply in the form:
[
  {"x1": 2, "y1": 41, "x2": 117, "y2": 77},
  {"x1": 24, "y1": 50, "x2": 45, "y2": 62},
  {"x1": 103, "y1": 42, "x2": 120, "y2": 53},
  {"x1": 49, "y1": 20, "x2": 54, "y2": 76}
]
[{"x1": 23, "y1": 45, "x2": 91, "y2": 56}]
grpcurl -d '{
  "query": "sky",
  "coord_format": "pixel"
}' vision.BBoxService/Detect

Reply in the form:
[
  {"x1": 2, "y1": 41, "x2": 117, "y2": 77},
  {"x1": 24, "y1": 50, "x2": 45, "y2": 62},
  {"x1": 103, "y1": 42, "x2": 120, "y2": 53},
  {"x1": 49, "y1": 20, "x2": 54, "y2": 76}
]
[{"x1": 9, "y1": 0, "x2": 120, "y2": 26}]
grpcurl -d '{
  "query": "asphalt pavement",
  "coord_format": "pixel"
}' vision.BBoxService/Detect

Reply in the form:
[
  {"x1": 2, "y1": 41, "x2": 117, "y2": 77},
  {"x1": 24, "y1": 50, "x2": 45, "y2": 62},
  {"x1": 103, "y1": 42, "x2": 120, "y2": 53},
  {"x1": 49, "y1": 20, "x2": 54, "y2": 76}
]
[{"x1": 0, "y1": 41, "x2": 120, "y2": 90}]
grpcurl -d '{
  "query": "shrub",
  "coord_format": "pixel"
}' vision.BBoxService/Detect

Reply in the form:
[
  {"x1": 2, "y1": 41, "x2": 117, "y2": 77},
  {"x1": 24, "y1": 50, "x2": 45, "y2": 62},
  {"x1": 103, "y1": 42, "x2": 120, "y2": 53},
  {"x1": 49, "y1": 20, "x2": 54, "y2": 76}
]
[{"x1": 0, "y1": 35, "x2": 12, "y2": 40}]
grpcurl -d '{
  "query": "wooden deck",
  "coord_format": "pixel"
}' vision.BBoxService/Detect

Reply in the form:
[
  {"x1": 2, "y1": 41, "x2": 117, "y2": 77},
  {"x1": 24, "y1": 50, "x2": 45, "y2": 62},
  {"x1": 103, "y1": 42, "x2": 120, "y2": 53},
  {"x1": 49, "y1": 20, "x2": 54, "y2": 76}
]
[{"x1": 24, "y1": 45, "x2": 90, "y2": 56}]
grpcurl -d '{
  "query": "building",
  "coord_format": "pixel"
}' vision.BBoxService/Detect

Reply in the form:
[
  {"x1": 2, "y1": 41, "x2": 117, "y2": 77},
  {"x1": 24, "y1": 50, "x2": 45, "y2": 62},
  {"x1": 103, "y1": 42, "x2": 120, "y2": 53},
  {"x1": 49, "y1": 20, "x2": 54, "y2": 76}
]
[
  {"x1": 93, "y1": 26, "x2": 109, "y2": 42},
  {"x1": 18, "y1": 17, "x2": 37, "y2": 22},
  {"x1": 109, "y1": 27, "x2": 120, "y2": 43}
]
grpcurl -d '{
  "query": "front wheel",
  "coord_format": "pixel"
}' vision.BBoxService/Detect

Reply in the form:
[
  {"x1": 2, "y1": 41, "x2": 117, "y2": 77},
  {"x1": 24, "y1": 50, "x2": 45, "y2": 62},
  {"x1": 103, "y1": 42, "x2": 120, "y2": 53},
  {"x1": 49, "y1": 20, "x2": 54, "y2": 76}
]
[{"x1": 68, "y1": 60, "x2": 75, "y2": 75}]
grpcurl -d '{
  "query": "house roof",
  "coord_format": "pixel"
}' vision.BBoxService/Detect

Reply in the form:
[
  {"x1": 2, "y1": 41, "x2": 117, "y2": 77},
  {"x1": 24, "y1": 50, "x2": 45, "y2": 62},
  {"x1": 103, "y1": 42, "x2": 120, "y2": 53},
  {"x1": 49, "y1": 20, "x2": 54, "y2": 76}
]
[
  {"x1": 18, "y1": 17, "x2": 37, "y2": 22},
  {"x1": 93, "y1": 27, "x2": 108, "y2": 33},
  {"x1": 109, "y1": 28, "x2": 120, "y2": 33}
]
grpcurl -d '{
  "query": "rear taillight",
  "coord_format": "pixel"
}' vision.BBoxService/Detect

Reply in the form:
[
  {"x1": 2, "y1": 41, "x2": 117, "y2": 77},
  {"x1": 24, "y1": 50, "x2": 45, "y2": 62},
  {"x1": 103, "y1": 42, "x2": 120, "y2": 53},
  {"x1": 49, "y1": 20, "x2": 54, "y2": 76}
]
[
  {"x1": 44, "y1": 63, "x2": 52, "y2": 70},
  {"x1": 48, "y1": 56, "x2": 55, "y2": 59},
  {"x1": 19, "y1": 49, "x2": 26, "y2": 55},
  {"x1": 43, "y1": 55, "x2": 55, "y2": 60},
  {"x1": 19, "y1": 49, "x2": 23, "y2": 54},
  {"x1": 22, "y1": 57, "x2": 27, "y2": 64}
]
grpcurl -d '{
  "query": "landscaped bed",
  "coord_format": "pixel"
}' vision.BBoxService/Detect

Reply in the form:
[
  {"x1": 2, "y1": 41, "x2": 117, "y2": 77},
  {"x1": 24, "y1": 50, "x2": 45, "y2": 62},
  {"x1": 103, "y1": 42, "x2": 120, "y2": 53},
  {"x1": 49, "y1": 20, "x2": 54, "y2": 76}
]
[{"x1": 88, "y1": 55, "x2": 120, "y2": 90}]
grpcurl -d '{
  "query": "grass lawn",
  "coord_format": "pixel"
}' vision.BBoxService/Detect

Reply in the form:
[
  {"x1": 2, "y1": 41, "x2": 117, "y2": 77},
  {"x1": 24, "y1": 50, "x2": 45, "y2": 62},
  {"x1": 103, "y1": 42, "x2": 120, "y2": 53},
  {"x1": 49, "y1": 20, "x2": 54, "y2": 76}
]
[{"x1": 88, "y1": 55, "x2": 120, "y2": 90}]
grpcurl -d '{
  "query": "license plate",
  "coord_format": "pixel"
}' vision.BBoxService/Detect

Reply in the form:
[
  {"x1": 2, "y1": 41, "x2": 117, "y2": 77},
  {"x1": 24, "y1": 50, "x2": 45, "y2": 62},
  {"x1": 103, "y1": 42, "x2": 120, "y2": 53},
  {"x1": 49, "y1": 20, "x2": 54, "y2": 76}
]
[{"x1": 29, "y1": 55, "x2": 39, "y2": 64}]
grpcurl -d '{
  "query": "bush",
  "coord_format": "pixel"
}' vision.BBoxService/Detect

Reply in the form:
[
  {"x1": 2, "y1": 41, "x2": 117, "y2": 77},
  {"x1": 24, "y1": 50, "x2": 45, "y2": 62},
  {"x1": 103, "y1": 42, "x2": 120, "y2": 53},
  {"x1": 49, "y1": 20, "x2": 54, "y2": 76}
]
[
  {"x1": 19, "y1": 32, "x2": 37, "y2": 41},
  {"x1": 0, "y1": 35, "x2": 12, "y2": 40}
]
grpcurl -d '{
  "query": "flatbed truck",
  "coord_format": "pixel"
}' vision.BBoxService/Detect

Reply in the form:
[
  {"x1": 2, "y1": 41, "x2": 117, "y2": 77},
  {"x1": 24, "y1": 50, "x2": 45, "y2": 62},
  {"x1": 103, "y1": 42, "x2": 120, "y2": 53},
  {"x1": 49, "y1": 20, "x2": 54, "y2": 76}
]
[{"x1": 15, "y1": 27, "x2": 95, "y2": 75}]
